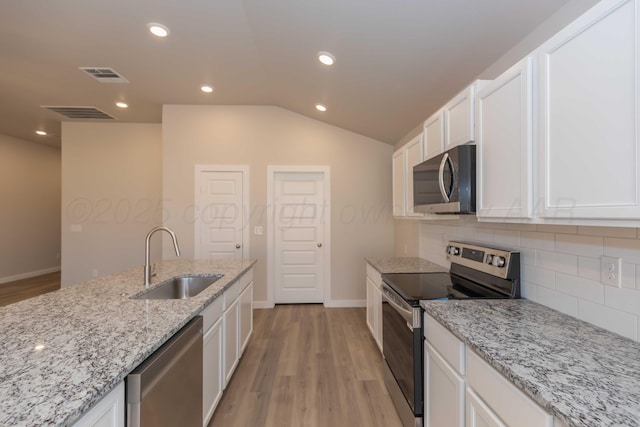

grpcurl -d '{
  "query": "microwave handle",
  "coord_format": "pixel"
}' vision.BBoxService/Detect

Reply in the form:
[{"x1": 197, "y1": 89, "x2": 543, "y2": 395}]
[{"x1": 438, "y1": 153, "x2": 451, "y2": 202}]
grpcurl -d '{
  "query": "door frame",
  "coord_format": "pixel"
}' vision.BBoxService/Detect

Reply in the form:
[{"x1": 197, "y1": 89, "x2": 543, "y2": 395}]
[
  {"x1": 194, "y1": 165, "x2": 250, "y2": 260},
  {"x1": 266, "y1": 165, "x2": 331, "y2": 307}
]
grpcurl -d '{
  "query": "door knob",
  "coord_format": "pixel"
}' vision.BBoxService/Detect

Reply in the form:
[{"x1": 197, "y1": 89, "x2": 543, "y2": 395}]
[
  {"x1": 317, "y1": 243, "x2": 322, "y2": 248},
  {"x1": 236, "y1": 244, "x2": 241, "y2": 249}
]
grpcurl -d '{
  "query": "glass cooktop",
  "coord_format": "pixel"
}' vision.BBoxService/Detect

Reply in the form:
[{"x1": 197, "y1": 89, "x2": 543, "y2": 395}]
[{"x1": 382, "y1": 272, "x2": 507, "y2": 304}]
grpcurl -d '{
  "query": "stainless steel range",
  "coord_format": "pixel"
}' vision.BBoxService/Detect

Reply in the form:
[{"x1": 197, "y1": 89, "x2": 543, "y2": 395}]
[{"x1": 381, "y1": 241, "x2": 520, "y2": 427}]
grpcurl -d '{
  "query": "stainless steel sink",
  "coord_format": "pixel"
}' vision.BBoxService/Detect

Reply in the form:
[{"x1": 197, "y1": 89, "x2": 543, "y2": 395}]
[{"x1": 133, "y1": 275, "x2": 223, "y2": 300}]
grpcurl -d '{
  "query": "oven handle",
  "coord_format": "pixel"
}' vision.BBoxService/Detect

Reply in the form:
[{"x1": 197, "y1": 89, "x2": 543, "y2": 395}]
[{"x1": 382, "y1": 284, "x2": 413, "y2": 323}]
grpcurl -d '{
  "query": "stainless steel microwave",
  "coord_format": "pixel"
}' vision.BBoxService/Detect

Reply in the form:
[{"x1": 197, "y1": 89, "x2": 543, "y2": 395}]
[{"x1": 413, "y1": 145, "x2": 476, "y2": 214}]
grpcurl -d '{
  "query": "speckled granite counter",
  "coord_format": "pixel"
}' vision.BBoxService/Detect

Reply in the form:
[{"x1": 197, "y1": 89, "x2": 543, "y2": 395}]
[
  {"x1": 421, "y1": 299, "x2": 640, "y2": 427},
  {"x1": 0, "y1": 258, "x2": 256, "y2": 427},
  {"x1": 365, "y1": 256, "x2": 447, "y2": 274}
]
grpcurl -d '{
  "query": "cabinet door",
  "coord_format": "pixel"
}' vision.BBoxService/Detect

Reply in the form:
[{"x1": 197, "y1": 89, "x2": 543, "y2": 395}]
[
  {"x1": 444, "y1": 84, "x2": 477, "y2": 150},
  {"x1": 72, "y1": 382, "x2": 124, "y2": 427},
  {"x1": 404, "y1": 134, "x2": 424, "y2": 217},
  {"x1": 366, "y1": 277, "x2": 375, "y2": 336},
  {"x1": 477, "y1": 57, "x2": 534, "y2": 219},
  {"x1": 223, "y1": 298, "x2": 239, "y2": 388},
  {"x1": 538, "y1": 0, "x2": 640, "y2": 220},
  {"x1": 466, "y1": 387, "x2": 506, "y2": 427},
  {"x1": 425, "y1": 343, "x2": 464, "y2": 427},
  {"x1": 392, "y1": 150, "x2": 406, "y2": 217},
  {"x1": 374, "y1": 285, "x2": 383, "y2": 353},
  {"x1": 424, "y1": 110, "x2": 445, "y2": 160},
  {"x1": 239, "y1": 282, "x2": 253, "y2": 355},
  {"x1": 203, "y1": 318, "x2": 223, "y2": 426}
]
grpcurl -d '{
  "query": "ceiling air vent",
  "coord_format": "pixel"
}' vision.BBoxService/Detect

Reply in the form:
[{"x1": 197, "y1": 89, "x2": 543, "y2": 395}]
[
  {"x1": 79, "y1": 67, "x2": 129, "y2": 83},
  {"x1": 43, "y1": 106, "x2": 115, "y2": 120}
]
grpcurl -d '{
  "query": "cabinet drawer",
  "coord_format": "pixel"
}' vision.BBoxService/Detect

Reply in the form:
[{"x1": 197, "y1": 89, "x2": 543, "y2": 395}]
[
  {"x1": 466, "y1": 349, "x2": 553, "y2": 427},
  {"x1": 224, "y1": 269, "x2": 252, "y2": 310},
  {"x1": 366, "y1": 263, "x2": 382, "y2": 287},
  {"x1": 424, "y1": 313, "x2": 465, "y2": 374},
  {"x1": 201, "y1": 296, "x2": 223, "y2": 332}
]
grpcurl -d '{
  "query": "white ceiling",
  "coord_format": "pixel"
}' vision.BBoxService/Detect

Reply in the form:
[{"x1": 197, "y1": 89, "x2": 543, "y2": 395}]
[{"x1": 0, "y1": 0, "x2": 573, "y2": 147}]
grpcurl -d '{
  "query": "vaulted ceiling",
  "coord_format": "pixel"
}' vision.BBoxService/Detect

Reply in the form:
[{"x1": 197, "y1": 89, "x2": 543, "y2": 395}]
[{"x1": 1, "y1": 0, "x2": 573, "y2": 147}]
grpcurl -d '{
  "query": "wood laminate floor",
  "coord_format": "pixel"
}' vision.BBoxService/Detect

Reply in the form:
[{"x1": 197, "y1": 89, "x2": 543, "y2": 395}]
[
  {"x1": 0, "y1": 272, "x2": 61, "y2": 307},
  {"x1": 209, "y1": 304, "x2": 403, "y2": 427}
]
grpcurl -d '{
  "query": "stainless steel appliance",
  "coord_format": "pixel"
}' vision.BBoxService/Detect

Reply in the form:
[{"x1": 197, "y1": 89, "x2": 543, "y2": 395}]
[
  {"x1": 127, "y1": 316, "x2": 203, "y2": 427},
  {"x1": 381, "y1": 242, "x2": 520, "y2": 427},
  {"x1": 413, "y1": 145, "x2": 476, "y2": 214}
]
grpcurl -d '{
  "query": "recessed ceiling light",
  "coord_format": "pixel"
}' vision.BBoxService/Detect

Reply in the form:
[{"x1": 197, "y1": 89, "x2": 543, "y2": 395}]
[
  {"x1": 35, "y1": 130, "x2": 47, "y2": 136},
  {"x1": 201, "y1": 85, "x2": 214, "y2": 93},
  {"x1": 147, "y1": 23, "x2": 170, "y2": 38},
  {"x1": 115, "y1": 102, "x2": 128, "y2": 109},
  {"x1": 318, "y1": 51, "x2": 335, "y2": 66},
  {"x1": 315, "y1": 104, "x2": 327, "y2": 112}
]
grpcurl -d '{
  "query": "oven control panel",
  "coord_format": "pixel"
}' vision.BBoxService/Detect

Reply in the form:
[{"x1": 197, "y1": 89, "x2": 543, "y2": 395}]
[{"x1": 446, "y1": 241, "x2": 517, "y2": 279}]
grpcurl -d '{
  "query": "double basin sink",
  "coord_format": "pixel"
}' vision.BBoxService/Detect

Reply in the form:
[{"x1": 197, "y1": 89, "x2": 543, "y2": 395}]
[{"x1": 132, "y1": 274, "x2": 223, "y2": 300}]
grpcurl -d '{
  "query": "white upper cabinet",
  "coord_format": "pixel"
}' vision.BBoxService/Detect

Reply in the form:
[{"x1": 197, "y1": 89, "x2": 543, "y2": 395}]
[
  {"x1": 392, "y1": 149, "x2": 406, "y2": 217},
  {"x1": 404, "y1": 134, "x2": 425, "y2": 217},
  {"x1": 424, "y1": 109, "x2": 445, "y2": 160},
  {"x1": 476, "y1": 56, "x2": 534, "y2": 220},
  {"x1": 537, "y1": 0, "x2": 640, "y2": 220},
  {"x1": 444, "y1": 81, "x2": 488, "y2": 150}
]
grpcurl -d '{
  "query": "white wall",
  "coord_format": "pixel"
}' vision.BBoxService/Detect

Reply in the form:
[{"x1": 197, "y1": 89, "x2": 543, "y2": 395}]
[
  {"x1": 162, "y1": 105, "x2": 394, "y2": 306},
  {"x1": 61, "y1": 123, "x2": 162, "y2": 287},
  {"x1": 418, "y1": 219, "x2": 640, "y2": 341},
  {"x1": 0, "y1": 134, "x2": 61, "y2": 282}
]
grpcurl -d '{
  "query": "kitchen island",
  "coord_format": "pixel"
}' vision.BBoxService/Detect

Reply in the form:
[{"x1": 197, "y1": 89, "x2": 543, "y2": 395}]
[
  {"x1": 422, "y1": 299, "x2": 640, "y2": 427},
  {"x1": 0, "y1": 258, "x2": 256, "y2": 427}
]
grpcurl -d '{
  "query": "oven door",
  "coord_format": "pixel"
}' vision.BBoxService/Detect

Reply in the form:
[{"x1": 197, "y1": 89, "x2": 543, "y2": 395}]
[{"x1": 382, "y1": 283, "x2": 423, "y2": 422}]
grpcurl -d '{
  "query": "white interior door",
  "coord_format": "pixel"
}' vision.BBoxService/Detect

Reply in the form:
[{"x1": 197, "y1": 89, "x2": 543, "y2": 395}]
[
  {"x1": 195, "y1": 166, "x2": 248, "y2": 261},
  {"x1": 271, "y1": 169, "x2": 329, "y2": 304}
]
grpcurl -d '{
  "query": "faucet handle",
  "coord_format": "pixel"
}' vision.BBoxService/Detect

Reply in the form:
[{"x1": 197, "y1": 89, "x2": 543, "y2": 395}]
[{"x1": 151, "y1": 263, "x2": 157, "y2": 277}]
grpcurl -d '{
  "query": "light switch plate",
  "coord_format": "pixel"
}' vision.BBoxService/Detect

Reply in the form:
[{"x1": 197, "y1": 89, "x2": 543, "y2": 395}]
[
  {"x1": 600, "y1": 256, "x2": 622, "y2": 287},
  {"x1": 254, "y1": 226, "x2": 263, "y2": 235}
]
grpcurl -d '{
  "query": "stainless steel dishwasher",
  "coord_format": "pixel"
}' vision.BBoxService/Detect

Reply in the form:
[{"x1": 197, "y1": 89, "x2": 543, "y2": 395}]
[{"x1": 127, "y1": 316, "x2": 203, "y2": 427}]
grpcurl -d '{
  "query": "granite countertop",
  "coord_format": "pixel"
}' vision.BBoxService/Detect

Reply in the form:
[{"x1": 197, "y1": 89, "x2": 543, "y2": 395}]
[
  {"x1": 0, "y1": 258, "x2": 256, "y2": 427},
  {"x1": 365, "y1": 256, "x2": 448, "y2": 274},
  {"x1": 421, "y1": 299, "x2": 640, "y2": 427}
]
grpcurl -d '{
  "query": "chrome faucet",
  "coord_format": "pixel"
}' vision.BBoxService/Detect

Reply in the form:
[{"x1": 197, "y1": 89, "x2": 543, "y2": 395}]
[{"x1": 144, "y1": 226, "x2": 181, "y2": 288}]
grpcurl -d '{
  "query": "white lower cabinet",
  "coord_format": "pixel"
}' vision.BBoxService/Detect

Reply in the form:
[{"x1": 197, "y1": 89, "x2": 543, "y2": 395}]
[
  {"x1": 425, "y1": 312, "x2": 555, "y2": 427},
  {"x1": 239, "y1": 281, "x2": 253, "y2": 353},
  {"x1": 72, "y1": 382, "x2": 124, "y2": 427},
  {"x1": 466, "y1": 388, "x2": 506, "y2": 427},
  {"x1": 425, "y1": 342, "x2": 464, "y2": 427},
  {"x1": 223, "y1": 297, "x2": 240, "y2": 387},
  {"x1": 365, "y1": 263, "x2": 383, "y2": 353},
  {"x1": 202, "y1": 288, "x2": 224, "y2": 426}
]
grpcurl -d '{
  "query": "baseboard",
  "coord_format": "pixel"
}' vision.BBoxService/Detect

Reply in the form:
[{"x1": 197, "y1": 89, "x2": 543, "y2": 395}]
[
  {"x1": 0, "y1": 266, "x2": 61, "y2": 285},
  {"x1": 324, "y1": 299, "x2": 366, "y2": 308},
  {"x1": 253, "y1": 301, "x2": 275, "y2": 309}
]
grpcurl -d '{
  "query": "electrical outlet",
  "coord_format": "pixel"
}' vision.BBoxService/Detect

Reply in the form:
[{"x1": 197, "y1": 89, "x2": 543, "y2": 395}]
[
  {"x1": 600, "y1": 256, "x2": 621, "y2": 287},
  {"x1": 92, "y1": 269, "x2": 99, "y2": 278}
]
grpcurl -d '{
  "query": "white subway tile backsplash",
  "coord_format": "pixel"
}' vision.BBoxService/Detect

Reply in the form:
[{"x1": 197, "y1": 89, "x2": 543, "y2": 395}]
[
  {"x1": 521, "y1": 282, "x2": 537, "y2": 300},
  {"x1": 604, "y1": 287, "x2": 640, "y2": 316},
  {"x1": 537, "y1": 250, "x2": 578, "y2": 276},
  {"x1": 492, "y1": 230, "x2": 520, "y2": 248},
  {"x1": 418, "y1": 221, "x2": 640, "y2": 342},
  {"x1": 522, "y1": 264, "x2": 555, "y2": 289},
  {"x1": 536, "y1": 224, "x2": 578, "y2": 234},
  {"x1": 521, "y1": 231, "x2": 555, "y2": 251},
  {"x1": 555, "y1": 272, "x2": 604, "y2": 304},
  {"x1": 555, "y1": 234, "x2": 603, "y2": 258},
  {"x1": 621, "y1": 263, "x2": 636, "y2": 289},
  {"x1": 537, "y1": 287, "x2": 578, "y2": 317},
  {"x1": 578, "y1": 226, "x2": 634, "y2": 238},
  {"x1": 578, "y1": 300, "x2": 638, "y2": 341},
  {"x1": 604, "y1": 238, "x2": 640, "y2": 264},
  {"x1": 578, "y1": 256, "x2": 601, "y2": 282}
]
